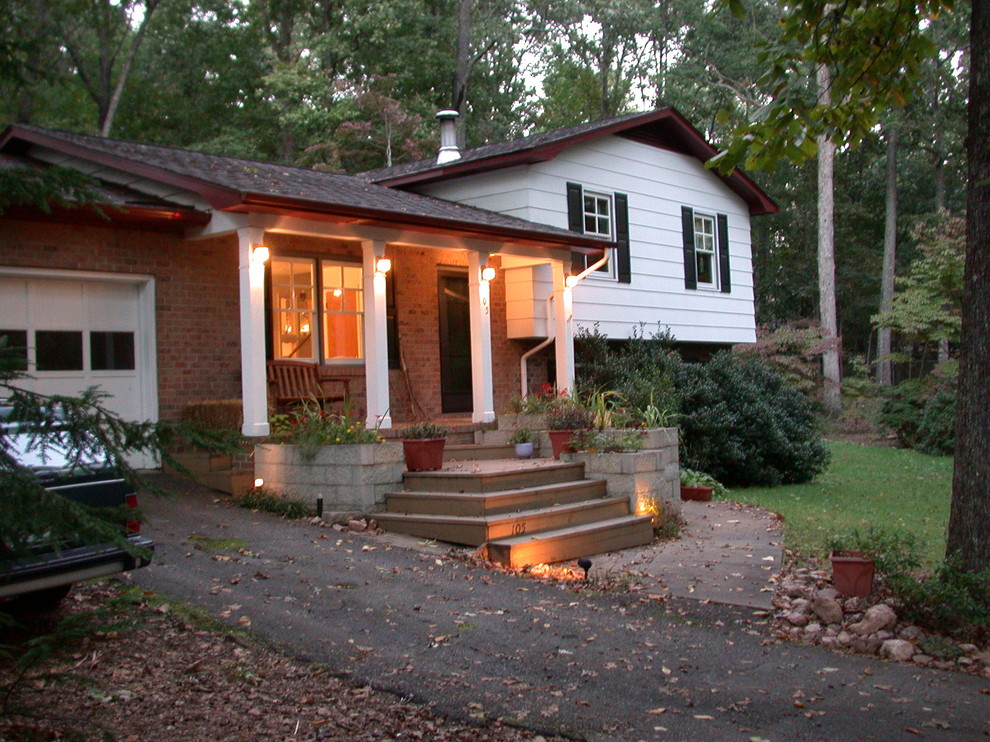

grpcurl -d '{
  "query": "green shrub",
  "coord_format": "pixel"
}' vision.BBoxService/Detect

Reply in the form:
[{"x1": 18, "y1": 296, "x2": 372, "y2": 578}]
[
  {"x1": 888, "y1": 560, "x2": 990, "y2": 643},
  {"x1": 825, "y1": 526, "x2": 923, "y2": 576},
  {"x1": 676, "y1": 352, "x2": 830, "y2": 487},
  {"x1": 571, "y1": 428, "x2": 644, "y2": 453},
  {"x1": 234, "y1": 486, "x2": 313, "y2": 519},
  {"x1": 878, "y1": 363, "x2": 957, "y2": 455}
]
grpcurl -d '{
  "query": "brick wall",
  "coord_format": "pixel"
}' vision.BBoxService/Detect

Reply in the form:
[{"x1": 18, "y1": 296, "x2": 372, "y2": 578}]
[
  {"x1": 2, "y1": 218, "x2": 550, "y2": 426},
  {"x1": 0, "y1": 218, "x2": 241, "y2": 421}
]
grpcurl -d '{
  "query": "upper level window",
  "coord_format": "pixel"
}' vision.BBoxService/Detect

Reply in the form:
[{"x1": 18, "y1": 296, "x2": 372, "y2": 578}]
[
  {"x1": 567, "y1": 182, "x2": 630, "y2": 283},
  {"x1": 271, "y1": 257, "x2": 363, "y2": 364},
  {"x1": 693, "y1": 213, "x2": 718, "y2": 288},
  {"x1": 580, "y1": 192, "x2": 615, "y2": 277}
]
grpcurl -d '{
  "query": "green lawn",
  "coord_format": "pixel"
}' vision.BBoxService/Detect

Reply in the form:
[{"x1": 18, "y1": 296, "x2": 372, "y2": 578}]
[{"x1": 727, "y1": 441, "x2": 953, "y2": 567}]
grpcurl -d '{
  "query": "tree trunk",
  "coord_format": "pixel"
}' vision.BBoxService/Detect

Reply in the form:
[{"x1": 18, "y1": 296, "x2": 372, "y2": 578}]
[
  {"x1": 947, "y1": 0, "x2": 990, "y2": 573},
  {"x1": 100, "y1": 0, "x2": 161, "y2": 137},
  {"x1": 452, "y1": 0, "x2": 472, "y2": 148},
  {"x1": 877, "y1": 126, "x2": 898, "y2": 386},
  {"x1": 817, "y1": 64, "x2": 841, "y2": 415}
]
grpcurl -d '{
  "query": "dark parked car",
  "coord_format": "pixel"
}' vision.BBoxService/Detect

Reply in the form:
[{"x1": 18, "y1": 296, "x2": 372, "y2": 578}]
[{"x1": 0, "y1": 403, "x2": 153, "y2": 609}]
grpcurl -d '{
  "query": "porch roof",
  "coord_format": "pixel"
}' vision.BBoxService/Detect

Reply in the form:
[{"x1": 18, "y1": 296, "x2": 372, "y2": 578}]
[
  {"x1": 362, "y1": 108, "x2": 778, "y2": 217},
  {"x1": 0, "y1": 124, "x2": 613, "y2": 252}
]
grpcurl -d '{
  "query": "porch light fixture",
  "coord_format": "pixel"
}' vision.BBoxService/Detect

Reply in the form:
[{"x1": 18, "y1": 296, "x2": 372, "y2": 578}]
[
  {"x1": 252, "y1": 245, "x2": 271, "y2": 264},
  {"x1": 375, "y1": 257, "x2": 392, "y2": 274},
  {"x1": 565, "y1": 274, "x2": 579, "y2": 289},
  {"x1": 481, "y1": 266, "x2": 496, "y2": 282}
]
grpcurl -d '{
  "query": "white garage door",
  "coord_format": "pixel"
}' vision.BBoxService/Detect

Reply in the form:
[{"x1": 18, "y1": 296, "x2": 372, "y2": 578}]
[{"x1": 0, "y1": 270, "x2": 157, "y2": 434}]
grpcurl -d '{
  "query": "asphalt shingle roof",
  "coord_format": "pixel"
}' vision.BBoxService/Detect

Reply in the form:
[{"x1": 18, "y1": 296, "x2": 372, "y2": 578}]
[{"x1": 3, "y1": 125, "x2": 612, "y2": 247}]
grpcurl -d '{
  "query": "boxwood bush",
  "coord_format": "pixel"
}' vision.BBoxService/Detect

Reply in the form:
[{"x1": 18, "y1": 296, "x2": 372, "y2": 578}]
[
  {"x1": 675, "y1": 352, "x2": 830, "y2": 486},
  {"x1": 878, "y1": 363, "x2": 957, "y2": 455}
]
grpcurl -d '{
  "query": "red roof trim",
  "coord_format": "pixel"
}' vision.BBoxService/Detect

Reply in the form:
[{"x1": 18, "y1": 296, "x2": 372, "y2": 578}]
[
  {"x1": 375, "y1": 108, "x2": 779, "y2": 216},
  {"x1": 2, "y1": 202, "x2": 211, "y2": 232}
]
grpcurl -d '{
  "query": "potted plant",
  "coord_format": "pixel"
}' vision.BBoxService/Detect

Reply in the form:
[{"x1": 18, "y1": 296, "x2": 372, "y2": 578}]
[
  {"x1": 544, "y1": 404, "x2": 594, "y2": 460},
  {"x1": 508, "y1": 427, "x2": 535, "y2": 459},
  {"x1": 679, "y1": 468, "x2": 726, "y2": 502},
  {"x1": 400, "y1": 421, "x2": 449, "y2": 471}
]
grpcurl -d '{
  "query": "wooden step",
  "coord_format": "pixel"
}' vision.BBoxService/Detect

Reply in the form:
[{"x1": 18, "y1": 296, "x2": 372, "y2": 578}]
[
  {"x1": 444, "y1": 443, "x2": 522, "y2": 461},
  {"x1": 402, "y1": 461, "x2": 585, "y2": 493},
  {"x1": 487, "y1": 515, "x2": 655, "y2": 569},
  {"x1": 384, "y1": 479, "x2": 607, "y2": 517},
  {"x1": 166, "y1": 451, "x2": 234, "y2": 474},
  {"x1": 376, "y1": 498, "x2": 631, "y2": 546}
]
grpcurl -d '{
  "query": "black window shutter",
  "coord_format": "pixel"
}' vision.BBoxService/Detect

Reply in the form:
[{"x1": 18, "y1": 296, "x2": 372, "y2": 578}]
[
  {"x1": 681, "y1": 206, "x2": 697, "y2": 290},
  {"x1": 614, "y1": 193, "x2": 631, "y2": 284},
  {"x1": 717, "y1": 213, "x2": 731, "y2": 293},
  {"x1": 566, "y1": 182, "x2": 584, "y2": 233}
]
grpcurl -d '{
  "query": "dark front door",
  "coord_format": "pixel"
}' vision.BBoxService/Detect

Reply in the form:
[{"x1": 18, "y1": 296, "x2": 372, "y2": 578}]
[{"x1": 438, "y1": 272, "x2": 472, "y2": 413}]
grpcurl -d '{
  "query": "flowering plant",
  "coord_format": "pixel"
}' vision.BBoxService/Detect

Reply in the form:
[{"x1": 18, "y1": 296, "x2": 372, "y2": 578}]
[{"x1": 270, "y1": 399, "x2": 382, "y2": 460}]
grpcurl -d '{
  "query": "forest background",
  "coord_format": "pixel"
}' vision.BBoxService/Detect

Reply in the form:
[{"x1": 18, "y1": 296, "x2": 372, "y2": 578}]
[{"x1": 0, "y1": 0, "x2": 970, "y2": 385}]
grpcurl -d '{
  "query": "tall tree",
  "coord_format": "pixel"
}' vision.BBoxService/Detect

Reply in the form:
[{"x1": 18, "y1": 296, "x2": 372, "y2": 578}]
[
  {"x1": 816, "y1": 62, "x2": 841, "y2": 415},
  {"x1": 717, "y1": 0, "x2": 989, "y2": 572},
  {"x1": 877, "y1": 126, "x2": 899, "y2": 385},
  {"x1": 947, "y1": 0, "x2": 990, "y2": 572}
]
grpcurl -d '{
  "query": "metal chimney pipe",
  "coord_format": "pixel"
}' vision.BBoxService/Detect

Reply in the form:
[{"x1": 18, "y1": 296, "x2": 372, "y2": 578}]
[{"x1": 436, "y1": 110, "x2": 461, "y2": 164}]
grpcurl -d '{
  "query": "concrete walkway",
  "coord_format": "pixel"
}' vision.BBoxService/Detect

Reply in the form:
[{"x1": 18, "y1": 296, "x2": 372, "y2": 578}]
[{"x1": 594, "y1": 500, "x2": 782, "y2": 609}]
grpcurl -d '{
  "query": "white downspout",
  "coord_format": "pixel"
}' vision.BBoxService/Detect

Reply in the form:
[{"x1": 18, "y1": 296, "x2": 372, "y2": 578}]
[
  {"x1": 518, "y1": 249, "x2": 610, "y2": 396},
  {"x1": 519, "y1": 294, "x2": 556, "y2": 397}
]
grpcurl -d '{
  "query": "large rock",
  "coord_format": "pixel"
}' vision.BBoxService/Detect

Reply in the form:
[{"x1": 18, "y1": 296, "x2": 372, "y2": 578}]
[
  {"x1": 881, "y1": 639, "x2": 916, "y2": 662},
  {"x1": 850, "y1": 603, "x2": 897, "y2": 636},
  {"x1": 811, "y1": 592, "x2": 844, "y2": 625}
]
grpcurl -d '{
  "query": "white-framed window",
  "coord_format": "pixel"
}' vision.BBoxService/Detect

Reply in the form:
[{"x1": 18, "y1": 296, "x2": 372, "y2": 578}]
[
  {"x1": 581, "y1": 191, "x2": 616, "y2": 278},
  {"x1": 693, "y1": 212, "x2": 718, "y2": 289},
  {"x1": 270, "y1": 256, "x2": 364, "y2": 363}
]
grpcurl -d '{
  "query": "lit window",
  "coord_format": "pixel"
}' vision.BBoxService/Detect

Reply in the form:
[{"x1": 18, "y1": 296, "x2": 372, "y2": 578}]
[
  {"x1": 693, "y1": 213, "x2": 718, "y2": 288},
  {"x1": 271, "y1": 257, "x2": 316, "y2": 360},
  {"x1": 321, "y1": 263, "x2": 364, "y2": 362},
  {"x1": 270, "y1": 257, "x2": 364, "y2": 363}
]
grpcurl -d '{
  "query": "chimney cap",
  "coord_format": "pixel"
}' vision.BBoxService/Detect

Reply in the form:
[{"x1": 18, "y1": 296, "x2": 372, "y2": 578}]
[{"x1": 436, "y1": 109, "x2": 459, "y2": 121}]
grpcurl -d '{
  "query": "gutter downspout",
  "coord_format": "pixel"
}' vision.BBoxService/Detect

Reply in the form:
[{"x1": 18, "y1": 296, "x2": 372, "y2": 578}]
[{"x1": 518, "y1": 249, "x2": 611, "y2": 396}]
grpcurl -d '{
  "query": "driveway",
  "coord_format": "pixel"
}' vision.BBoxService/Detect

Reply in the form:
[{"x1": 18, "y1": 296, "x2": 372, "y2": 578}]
[{"x1": 135, "y1": 476, "x2": 990, "y2": 741}]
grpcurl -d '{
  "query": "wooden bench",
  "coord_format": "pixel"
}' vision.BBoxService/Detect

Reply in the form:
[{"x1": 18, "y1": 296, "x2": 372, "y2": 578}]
[{"x1": 267, "y1": 360, "x2": 351, "y2": 409}]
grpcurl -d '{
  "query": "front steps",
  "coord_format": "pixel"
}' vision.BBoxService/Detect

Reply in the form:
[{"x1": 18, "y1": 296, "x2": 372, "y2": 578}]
[{"x1": 377, "y1": 457, "x2": 654, "y2": 569}]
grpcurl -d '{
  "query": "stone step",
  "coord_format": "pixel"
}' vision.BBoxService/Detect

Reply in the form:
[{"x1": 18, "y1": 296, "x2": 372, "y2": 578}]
[
  {"x1": 444, "y1": 443, "x2": 532, "y2": 461},
  {"x1": 375, "y1": 497, "x2": 632, "y2": 546},
  {"x1": 384, "y1": 478, "x2": 607, "y2": 517},
  {"x1": 402, "y1": 461, "x2": 586, "y2": 493},
  {"x1": 486, "y1": 515, "x2": 655, "y2": 569}
]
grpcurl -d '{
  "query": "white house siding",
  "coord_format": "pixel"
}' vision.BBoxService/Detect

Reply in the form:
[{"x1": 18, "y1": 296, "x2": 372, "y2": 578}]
[{"x1": 418, "y1": 136, "x2": 757, "y2": 345}]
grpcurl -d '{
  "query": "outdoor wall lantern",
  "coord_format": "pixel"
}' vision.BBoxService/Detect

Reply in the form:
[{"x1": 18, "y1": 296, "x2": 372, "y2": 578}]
[
  {"x1": 481, "y1": 266, "x2": 496, "y2": 282},
  {"x1": 565, "y1": 274, "x2": 579, "y2": 289},
  {"x1": 252, "y1": 245, "x2": 271, "y2": 264},
  {"x1": 375, "y1": 257, "x2": 392, "y2": 275}
]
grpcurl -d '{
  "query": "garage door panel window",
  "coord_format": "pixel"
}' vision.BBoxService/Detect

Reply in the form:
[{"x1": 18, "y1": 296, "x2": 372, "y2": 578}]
[
  {"x1": 91, "y1": 332, "x2": 136, "y2": 371},
  {"x1": 0, "y1": 329, "x2": 28, "y2": 370},
  {"x1": 36, "y1": 330, "x2": 83, "y2": 371}
]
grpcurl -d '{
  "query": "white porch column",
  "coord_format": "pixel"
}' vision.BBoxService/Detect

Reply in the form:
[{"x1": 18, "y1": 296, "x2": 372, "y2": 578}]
[
  {"x1": 237, "y1": 226, "x2": 270, "y2": 437},
  {"x1": 362, "y1": 240, "x2": 392, "y2": 429},
  {"x1": 467, "y1": 251, "x2": 496, "y2": 423},
  {"x1": 552, "y1": 261, "x2": 575, "y2": 393}
]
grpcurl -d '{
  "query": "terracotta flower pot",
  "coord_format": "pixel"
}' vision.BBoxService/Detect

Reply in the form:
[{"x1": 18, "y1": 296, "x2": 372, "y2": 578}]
[
  {"x1": 680, "y1": 485, "x2": 714, "y2": 502},
  {"x1": 401, "y1": 438, "x2": 446, "y2": 471},
  {"x1": 830, "y1": 550, "x2": 875, "y2": 597},
  {"x1": 547, "y1": 430, "x2": 575, "y2": 460}
]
